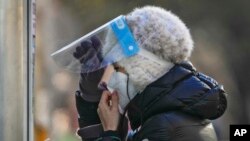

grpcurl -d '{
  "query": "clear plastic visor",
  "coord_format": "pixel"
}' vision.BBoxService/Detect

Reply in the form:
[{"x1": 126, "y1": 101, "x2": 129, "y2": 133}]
[{"x1": 51, "y1": 15, "x2": 139, "y2": 73}]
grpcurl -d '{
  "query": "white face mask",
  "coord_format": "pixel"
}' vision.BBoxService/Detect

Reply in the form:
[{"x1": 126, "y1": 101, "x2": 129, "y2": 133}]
[{"x1": 107, "y1": 71, "x2": 139, "y2": 113}]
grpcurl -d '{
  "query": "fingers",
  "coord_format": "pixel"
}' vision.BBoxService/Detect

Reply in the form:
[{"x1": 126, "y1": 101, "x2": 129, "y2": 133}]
[
  {"x1": 98, "y1": 91, "x2": 119, "y2": 115},
  {"x1": 80, "y1": 47, "x2": 101, "y2": 68},
  {"x1": 73, "y1": 37, "x2": 103, "y2": 71},
  {"x1": 73, "y1": 51, "x2": 81, "y2": 59},
  {"x1": 91, "y1": 36, "x2": 101, "y2": 50},
  {"x1": 97, "y1": 91, "x2": 120, "y2": 131},
  {"x1": 97, "y1": 91, "x2": 110, "y2": 124},
  {"x1": 111, "y1": 91, "x2": 119, "y2": 110},
  {"x1": 99, "y1": 65, "x2": 115, "y2": 88},
  {"x1": 99, "y1": 91, "x2": 111, "y2": 108},
  {"x1": 98, "y1": 91, "x2": 119, "y2": 108},
  {"x1": 73, "y1": 40, "x2": 92, "y2": 60},
  {"x1": 80, "y1": 40, "x2": 92, "y2": 51}
]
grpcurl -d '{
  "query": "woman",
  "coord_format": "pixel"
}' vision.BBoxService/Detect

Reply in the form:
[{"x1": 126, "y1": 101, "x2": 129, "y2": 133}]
[{"x1": 74, "y1": 6, "x2": 227, "y2": 141}]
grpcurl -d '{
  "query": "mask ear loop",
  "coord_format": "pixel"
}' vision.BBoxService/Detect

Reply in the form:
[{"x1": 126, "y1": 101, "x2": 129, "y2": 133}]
[
  {"x1": 126, "y1": 73, "x2": 131, "y2": 101},
  {"x1": 117, "y1": 73, "x2": 135, "y2": 140},
  {"x1": 118, "y1": 71, "x2": 144, "y2": 139},
  {"x1": 126, "y1": 72, "x2": 145, "y2": 129},
  {"x1": 118, "y1": 101, "x2": 129, "y2": 141}
]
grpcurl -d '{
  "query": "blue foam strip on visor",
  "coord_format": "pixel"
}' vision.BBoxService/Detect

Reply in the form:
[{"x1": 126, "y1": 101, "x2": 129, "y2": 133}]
[{"x1": 110, "y1": 16, "x2": 139, "y2": 57}]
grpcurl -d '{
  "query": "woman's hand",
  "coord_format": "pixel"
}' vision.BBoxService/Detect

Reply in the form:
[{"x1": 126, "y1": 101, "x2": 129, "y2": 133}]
[{"x1": 97, "y1": 90, "x2": 120, "y2": 131}]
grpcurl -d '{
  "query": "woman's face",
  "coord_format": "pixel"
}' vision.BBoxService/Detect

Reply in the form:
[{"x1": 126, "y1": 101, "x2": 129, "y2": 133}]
[
  {"x1": 99, "y1": 63, "x2": 126, "y2": 85},
  {"x1": 113, "y1": 63, "x2": 126, "y2": 74},
  {"x1": 99, "y1": 63, "x2": 138, "y2": 113}
]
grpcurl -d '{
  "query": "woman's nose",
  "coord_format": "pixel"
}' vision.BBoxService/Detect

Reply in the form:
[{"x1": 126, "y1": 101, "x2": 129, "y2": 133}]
[{"x1": 99, "y1": 65, "x2": 115, "y2": 85}]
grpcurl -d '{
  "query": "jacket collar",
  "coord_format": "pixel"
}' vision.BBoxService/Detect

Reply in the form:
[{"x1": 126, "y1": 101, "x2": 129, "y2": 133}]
[{"x1": 127, "y1": 61, "x2": 195, "y2": 130}]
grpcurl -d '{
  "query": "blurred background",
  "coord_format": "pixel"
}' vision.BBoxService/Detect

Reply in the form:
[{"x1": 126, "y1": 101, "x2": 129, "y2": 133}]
[{"x1": 34, "y1": 0, "x2": 250, "y2": 141}]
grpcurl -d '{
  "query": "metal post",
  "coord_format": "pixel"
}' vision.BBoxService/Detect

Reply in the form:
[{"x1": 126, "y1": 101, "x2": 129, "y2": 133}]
[
  {"x1": 28, "y1": 0, "x2": 36, "y2": 140},
  {"x1": 0, "y1": 0, "x2": 35, "y2": 140}
]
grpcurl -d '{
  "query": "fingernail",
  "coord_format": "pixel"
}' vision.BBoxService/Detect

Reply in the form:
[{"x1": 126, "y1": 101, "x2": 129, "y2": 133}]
[
  {"x1": 98, "y1": 81, "x2": 108, "y2": 91},
  {"x1": 113, "y1": 91, "x2": 118, "y2": 95}
]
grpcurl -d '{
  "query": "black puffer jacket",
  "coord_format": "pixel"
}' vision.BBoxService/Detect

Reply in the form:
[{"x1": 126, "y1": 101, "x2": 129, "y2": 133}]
[{"x1": 124, "y1": 62, "x2": 227, "y2": 141}]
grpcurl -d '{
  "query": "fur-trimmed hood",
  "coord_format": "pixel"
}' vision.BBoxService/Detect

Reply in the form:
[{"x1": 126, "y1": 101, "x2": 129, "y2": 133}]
[{"x1": 103, "y1": 6, "x2": 194, "y2": 92}]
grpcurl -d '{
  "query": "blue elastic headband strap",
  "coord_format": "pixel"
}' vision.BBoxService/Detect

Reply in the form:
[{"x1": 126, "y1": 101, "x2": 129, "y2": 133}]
[{"x1": 110, "y1": 16, "x2": 139, "y2": 57}]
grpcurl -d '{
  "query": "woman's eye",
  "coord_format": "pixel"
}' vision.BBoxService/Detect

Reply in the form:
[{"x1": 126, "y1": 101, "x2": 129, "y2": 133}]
[{"x1": 113, "y1": 64, "x2": 120, "y2": 71}]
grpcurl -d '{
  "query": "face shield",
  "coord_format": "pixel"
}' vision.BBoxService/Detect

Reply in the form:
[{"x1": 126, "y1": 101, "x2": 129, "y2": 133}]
[
  {"x1": 51, "y1": 15, "x2": 140, "y2": 73},
  {"x1": 51, "y1": 15, "x2": 171, "y2": 111}
]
